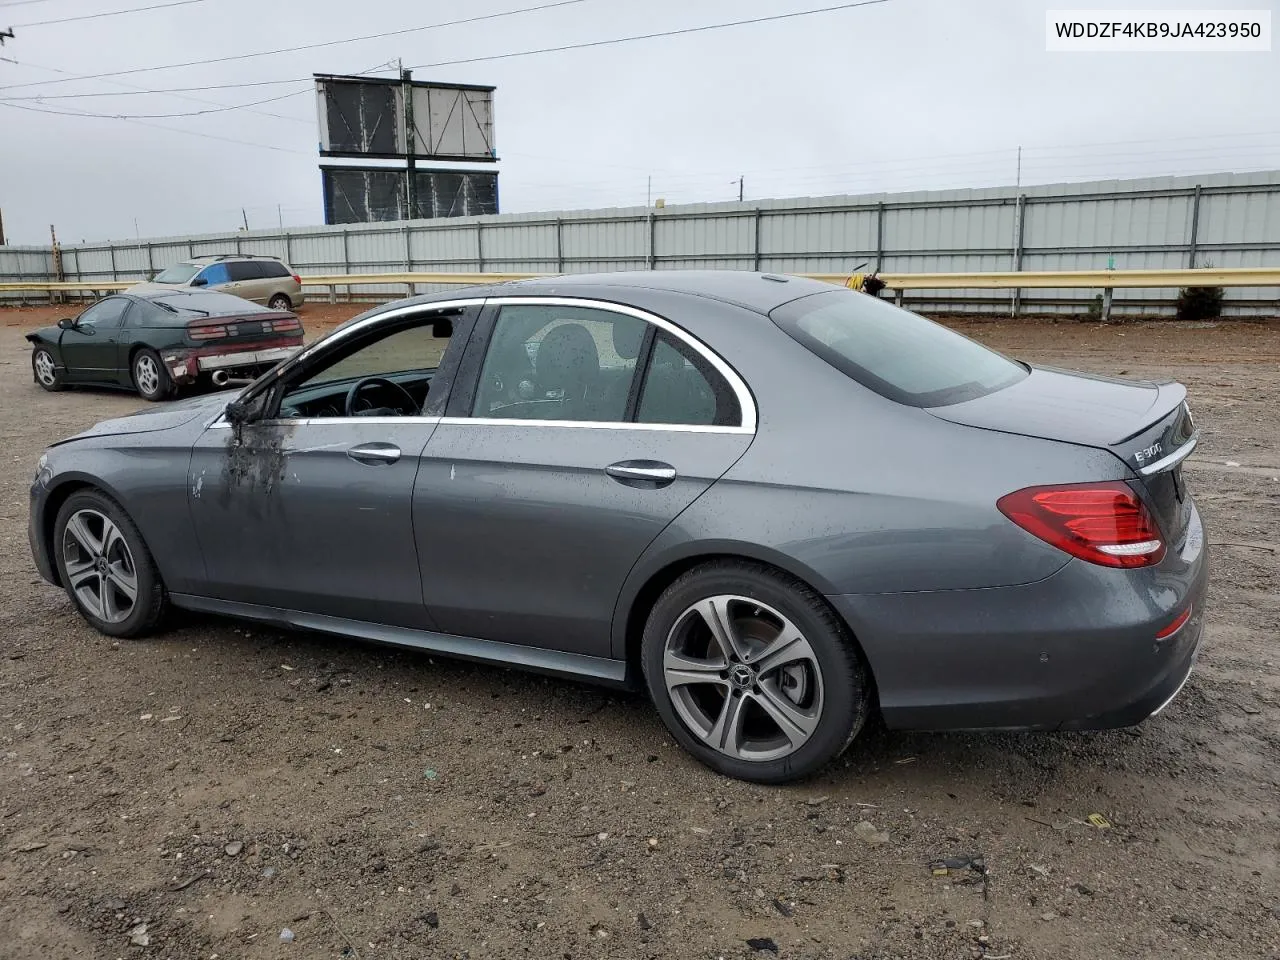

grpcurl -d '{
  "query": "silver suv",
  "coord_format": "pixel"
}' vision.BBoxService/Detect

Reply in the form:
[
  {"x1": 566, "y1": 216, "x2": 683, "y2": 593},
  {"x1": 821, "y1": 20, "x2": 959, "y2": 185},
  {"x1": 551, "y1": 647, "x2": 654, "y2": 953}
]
[{"x1": 133, "y1": 254, "x2": 305, "y2": 310}]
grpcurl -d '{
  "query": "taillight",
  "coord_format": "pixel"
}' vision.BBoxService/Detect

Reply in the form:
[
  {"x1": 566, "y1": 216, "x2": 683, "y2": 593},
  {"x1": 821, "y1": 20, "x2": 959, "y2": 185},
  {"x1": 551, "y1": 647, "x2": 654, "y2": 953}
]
[
  {"x1": 268, "y1": 315, "x2": 300, "y2": 333},
  {"x1": 1155, "y1": 605, "x2": 1192, "y2": 639},
  {"x1": 997, "y1": 481, "x2": 1165, "y2": 569},
  {"x1": 188, "y1": 322, "x2": 228, "y2": 341},
  {"x1": 291, "y1": 274, "x2": 301, "y2": 284}
]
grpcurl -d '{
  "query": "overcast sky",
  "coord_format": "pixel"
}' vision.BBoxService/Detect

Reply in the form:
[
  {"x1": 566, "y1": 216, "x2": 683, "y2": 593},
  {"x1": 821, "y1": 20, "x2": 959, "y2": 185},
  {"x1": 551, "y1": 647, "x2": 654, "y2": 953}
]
[{"x1": 0, "y1": 0, "x2": 1276, "y2": 243}]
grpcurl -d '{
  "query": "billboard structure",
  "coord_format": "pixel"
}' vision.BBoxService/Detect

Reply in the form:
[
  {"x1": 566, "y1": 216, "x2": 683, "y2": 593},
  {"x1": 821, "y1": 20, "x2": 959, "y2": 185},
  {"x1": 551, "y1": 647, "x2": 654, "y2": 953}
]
[
  {"x1": 321, "y1": 166, "x2": 499, "y2": 224},
  {"x1": 314, "y1": 72, "x2": 498, "y2": 224}
]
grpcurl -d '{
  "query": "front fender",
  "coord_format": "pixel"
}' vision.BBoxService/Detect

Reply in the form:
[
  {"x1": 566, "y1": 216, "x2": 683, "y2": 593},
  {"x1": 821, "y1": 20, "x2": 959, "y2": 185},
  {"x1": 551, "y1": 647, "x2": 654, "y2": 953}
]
[{"x1": 36, "y1": 434, "x2": 204, "y2": 594}]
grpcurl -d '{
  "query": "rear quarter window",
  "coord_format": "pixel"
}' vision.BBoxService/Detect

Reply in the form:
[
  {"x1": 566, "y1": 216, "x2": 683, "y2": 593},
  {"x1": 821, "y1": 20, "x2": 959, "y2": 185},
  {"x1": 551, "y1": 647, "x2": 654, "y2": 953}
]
[{"x1": 770, "y1": 289, "x2": 1027, "y2": 407}]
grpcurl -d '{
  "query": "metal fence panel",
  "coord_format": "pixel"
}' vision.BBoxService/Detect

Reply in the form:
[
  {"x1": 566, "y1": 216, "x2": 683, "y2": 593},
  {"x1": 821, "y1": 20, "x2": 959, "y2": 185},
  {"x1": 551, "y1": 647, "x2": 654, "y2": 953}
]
[{"x1": 4, "y1": 170, "x2": 1280, "y2": 313}]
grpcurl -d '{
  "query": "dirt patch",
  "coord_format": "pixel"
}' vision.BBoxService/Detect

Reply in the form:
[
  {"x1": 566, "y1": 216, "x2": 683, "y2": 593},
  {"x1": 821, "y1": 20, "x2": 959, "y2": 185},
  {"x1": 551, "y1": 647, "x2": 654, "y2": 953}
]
[{"x1": 1, "y1": 309, "x2": 1279, "y2": 959}]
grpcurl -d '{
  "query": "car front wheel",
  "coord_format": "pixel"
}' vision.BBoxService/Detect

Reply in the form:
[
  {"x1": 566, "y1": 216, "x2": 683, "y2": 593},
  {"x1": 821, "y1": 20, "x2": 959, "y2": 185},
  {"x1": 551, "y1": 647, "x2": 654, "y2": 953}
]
[
  {"x1": 641, "y1": 560, "x2": 871, "y2": 784},
  {"x1": 53, "y1": 490, "x2": 167, "y2": 638},
  {"x1": 32, "y1": 346, "x2": 64, "y2": 391}
]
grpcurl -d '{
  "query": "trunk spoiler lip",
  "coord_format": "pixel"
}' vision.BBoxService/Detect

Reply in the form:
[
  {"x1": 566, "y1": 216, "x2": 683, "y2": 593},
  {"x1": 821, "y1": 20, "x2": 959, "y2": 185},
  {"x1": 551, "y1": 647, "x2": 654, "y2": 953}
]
[
  {"x1": 1136, "y1": 431, "x2": 1198, "y2": 476},
  {"x1": 1110, "y1": 380, "x2": 1188, "y2": 445}
]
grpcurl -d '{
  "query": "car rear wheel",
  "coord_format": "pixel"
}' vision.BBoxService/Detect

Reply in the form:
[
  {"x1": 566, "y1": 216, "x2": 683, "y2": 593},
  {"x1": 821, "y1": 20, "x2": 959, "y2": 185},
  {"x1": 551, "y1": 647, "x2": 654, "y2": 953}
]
[
  {"x1": 32, "y1": 347, "x2": 64, "y2": 391},
  {"x1": 53, "y1": 490, "x2": 167, "y2": 638},
  {"x1": 641, "y1": 560, "x2": 871, "y2": 783},
  {"x1": 268, "y1": 294, "x2": 292, "y2": 311},
  {"x1": 132, "y1": 348, "x2": 172, "y2": 401}
]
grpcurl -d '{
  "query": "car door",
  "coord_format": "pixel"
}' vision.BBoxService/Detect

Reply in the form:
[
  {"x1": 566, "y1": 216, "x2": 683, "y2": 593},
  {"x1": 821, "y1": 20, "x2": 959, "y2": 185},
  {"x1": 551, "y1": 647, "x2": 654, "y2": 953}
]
[
  {"x1": 415, "y1": 297, "x2": 755, "y2": 658},
  {"x1": 185, "y1": 303, "x2": 477, "y2": 629},
  {"x1": 226, "y1": 260, "x2": 268, "y2": 303},
  {"x1": 58, "y1": 297, "x2": 132, "y2": 383}
]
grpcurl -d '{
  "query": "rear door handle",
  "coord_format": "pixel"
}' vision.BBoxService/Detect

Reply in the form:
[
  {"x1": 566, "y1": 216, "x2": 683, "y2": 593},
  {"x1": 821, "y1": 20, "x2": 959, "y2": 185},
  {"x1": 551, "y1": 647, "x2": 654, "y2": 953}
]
[
  {"x1": 605, "y1": 460, "x2": 677, "y2": 488},
  {"x1": 347, "y1": 442, "x2": 401, "y2": 465}
]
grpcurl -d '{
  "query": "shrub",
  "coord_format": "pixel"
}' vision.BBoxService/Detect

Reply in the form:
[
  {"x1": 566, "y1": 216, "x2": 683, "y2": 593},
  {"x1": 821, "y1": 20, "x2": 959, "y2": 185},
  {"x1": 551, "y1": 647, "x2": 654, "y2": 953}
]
[
  {"x1": 1175, "y1": 283, "x2": 1224, "y2": 321},
  {"x1": 1176, "y1": 261, "x2": 1225, "y2": 321}
]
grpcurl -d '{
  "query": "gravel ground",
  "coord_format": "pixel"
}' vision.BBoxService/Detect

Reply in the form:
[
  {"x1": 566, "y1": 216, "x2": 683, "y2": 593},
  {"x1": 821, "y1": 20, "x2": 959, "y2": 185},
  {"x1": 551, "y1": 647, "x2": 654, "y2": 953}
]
[{"x1": 1, "y1": 303, "x2": 1278, "y2": 960}]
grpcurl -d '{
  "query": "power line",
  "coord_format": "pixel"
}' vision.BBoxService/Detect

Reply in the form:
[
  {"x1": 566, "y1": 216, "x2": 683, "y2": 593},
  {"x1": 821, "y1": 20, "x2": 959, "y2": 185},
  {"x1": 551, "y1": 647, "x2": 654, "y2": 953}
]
[
  {"x1": 5, "y1": 54, "x2": 311, "y2": 123},
  {"x1": 11, "y1": 0, "x2": 215, "y2": 29},
  {"x1": 0, "y1": 0, "x2": 592, "y2": 91},
  {"x1": 0, "y1": 98, "x2": 312, "y2": 153},
  {"x1": 6, "y1": 85, "x2": 310, "y2": 118},
  {"x1": 0, "y1": 0, "x2": 892, "y2": 98},
  {"x1": 408, "y1": 0, "x2": 893, "y2": 71}
]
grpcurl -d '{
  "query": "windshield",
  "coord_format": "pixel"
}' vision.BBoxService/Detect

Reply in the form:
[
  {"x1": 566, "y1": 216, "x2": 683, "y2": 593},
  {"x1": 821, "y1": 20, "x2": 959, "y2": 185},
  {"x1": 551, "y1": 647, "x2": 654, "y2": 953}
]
[
  {"x1": 771, "y1": 289, "x2": 1027, "y2": 408},
  {"x1": 153, "y1": 262, "x2": 201, "y2": 284}
]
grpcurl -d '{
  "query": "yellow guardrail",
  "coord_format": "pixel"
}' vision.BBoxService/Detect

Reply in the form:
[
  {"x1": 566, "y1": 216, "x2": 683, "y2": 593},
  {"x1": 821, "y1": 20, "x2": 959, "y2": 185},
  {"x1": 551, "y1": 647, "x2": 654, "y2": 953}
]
[
  {"x1": 2, "y1": 267, "x2": 1278, "y2": 296},
  {"x1": 809, "y1": 267, "x2": 1280, "y2": 290}
]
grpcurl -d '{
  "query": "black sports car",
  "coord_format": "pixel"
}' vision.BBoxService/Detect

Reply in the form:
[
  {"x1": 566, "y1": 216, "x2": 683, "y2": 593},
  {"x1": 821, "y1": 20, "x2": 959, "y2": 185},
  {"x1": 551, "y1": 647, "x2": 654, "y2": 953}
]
[{"x1": 27, "y1": 289, "x2": 304, "y2": 401}]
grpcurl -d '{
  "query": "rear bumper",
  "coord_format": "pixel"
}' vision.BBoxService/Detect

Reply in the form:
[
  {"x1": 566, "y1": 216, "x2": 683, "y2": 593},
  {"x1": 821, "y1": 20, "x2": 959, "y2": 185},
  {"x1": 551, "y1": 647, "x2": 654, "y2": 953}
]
[
  {"x1": 162, "y1": 343, "x2": 299, "y2": 384},
  {"x1": 829, "y1": 503, "x2": 1208, "y2": 732}
]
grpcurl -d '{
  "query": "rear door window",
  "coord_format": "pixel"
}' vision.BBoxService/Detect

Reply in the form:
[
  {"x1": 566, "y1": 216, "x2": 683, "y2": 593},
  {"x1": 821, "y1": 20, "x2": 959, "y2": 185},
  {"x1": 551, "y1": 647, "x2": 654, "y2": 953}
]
[
  {"x1": 227, "y1": 261, "x2": 265, "y2": 282},
  {"x1": 470, "y1": 304, "x2": 647, "y2": 423},
  {"x1": 771, "y1": 289, "x2": 1027, "y2": 407},
  {"x1": 259, "y1": 261, "x2": 291, "y2": 278}
]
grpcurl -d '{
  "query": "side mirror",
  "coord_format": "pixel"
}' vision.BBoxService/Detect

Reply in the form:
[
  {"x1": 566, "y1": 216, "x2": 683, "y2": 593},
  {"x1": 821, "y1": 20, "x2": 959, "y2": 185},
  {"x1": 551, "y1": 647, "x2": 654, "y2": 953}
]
[
  {"x1": 225, "y1": 392, "x2": 269, "y2": 426},
  {"x1": 190, "y1": 277, "x2": 208, "y2": 288},
  {"x1": 57, "y1": 317, "x2": 77, "y2": 330}
]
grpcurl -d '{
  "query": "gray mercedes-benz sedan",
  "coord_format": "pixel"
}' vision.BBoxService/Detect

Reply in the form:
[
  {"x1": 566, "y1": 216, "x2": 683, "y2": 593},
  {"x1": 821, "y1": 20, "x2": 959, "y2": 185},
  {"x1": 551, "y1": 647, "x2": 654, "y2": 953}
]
[{"x1": 28, "y1": 272, "x2": 1207, "y2": 783}]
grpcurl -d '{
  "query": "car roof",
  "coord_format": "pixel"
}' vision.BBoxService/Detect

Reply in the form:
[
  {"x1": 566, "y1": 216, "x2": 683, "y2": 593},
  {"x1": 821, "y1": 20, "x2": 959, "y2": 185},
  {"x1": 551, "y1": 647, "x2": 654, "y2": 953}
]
[
  {"x1": 385, "y1": 270, "x2": 836, "y2": 315},
  {"x1": 186, "y1": 253, "x2": 283, "y2": 262},
  {"x1": 132, "y1": 290, "x2": 275, "y2": 316}
]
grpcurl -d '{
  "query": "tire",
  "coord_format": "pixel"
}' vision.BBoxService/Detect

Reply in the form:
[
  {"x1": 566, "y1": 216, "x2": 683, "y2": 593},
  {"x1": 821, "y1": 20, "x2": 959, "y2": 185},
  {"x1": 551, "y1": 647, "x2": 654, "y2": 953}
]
[
  {"x1": 131, "y1": 347, "x2": 172, "y2": 401},
  {"x1": 31, "y1": 346, "x2": 64, "y2": 391},
  {"x1": 53, "y1": 489, "x2": 167, "y2": 639},
  {"x1": 641, "y1": 560, "x2": 871, "y2": 784},
  {"x1": 268, "y1": 293, "x2": 292, "y2": 311}
]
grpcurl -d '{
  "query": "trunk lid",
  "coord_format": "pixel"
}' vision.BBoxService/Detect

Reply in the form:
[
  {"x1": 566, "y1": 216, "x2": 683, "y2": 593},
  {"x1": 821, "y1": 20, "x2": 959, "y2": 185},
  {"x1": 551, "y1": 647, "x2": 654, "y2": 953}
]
[
  {"x1": 186, "y1": 310, "x2": 301, "y2": 347},
  {"x1": 930, "y1": 365, "x2": 1198, "y2": 542}
]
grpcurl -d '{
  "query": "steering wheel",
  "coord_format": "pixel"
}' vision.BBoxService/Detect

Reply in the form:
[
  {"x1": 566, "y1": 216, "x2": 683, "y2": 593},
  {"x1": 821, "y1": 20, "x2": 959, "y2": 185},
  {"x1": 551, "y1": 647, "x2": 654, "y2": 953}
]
[{"x1": 344, "y1": 376, "x2": 418, "y2": 417}]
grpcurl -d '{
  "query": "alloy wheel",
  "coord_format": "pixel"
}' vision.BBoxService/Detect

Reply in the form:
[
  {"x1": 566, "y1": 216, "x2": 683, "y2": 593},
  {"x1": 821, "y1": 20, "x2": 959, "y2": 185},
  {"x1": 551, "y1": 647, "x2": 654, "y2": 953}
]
[
  {"x1": 34, "y1": 350, "x2": 56, "y2": 386},
  {"x1": 663, "y1": 595, "x2": 825, "y2": 762},
  {"x1": 134, "y1": 354, "x2": 160, "y2": 396},
  {"x1": 61, "y1": 508, "x2": 138, "y2": 624}
]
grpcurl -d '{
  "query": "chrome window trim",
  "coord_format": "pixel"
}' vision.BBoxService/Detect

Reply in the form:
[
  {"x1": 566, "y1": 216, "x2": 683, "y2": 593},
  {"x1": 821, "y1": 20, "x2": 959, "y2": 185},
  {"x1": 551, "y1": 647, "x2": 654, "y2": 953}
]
[
  {"x1": 207, "y1": 294, "x2": 758, "y2": 435},
  {"x1": 208, "y1": 416, "x2": 441, "y2": 429},
  {"x1": 436, "y1": 416, "x2": 748, "y2": 435},
  {"x1": 1138, "y1": 432, "x2": 1198, "y2": 476},
  {"x1": 478, "y1": 296, "x2": 758, "y2": 433}
]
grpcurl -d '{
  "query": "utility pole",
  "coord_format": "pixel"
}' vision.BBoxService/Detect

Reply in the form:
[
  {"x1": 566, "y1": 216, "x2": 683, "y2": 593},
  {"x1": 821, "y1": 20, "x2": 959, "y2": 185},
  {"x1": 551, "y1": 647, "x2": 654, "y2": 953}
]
[
  {"x1": 241, "y1": 208, "x2": 249, "y2": 231},
  {"x1": 737, "y1": 176, "x2": 744, "y2": 202},
  {"x1": 50, "y1": 224, "x2": 64, "y2": 305},
  {"x1": 0, "y1": 29, "x2": 14, "y2": 46},
  {"x1": 277, "y1": 204, "x2": 284, "y2": 230},
  {"x1": 401, "y1": 62, "x2": 416, "y2": 219},
  {"x1": 133, "y1": 217, "x2": 140, "y2": 240},
  {"x1": 0, "y1": 207, "x2": 6, "y2": 246}
]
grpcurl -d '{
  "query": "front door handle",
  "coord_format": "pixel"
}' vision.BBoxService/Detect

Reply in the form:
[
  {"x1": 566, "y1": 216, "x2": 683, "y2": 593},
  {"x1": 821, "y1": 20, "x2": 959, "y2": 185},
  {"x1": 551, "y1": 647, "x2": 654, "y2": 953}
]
[
  {"x1": 347, "y1": 442, "x2": 401, "y2": 465},
  {"x1": 605, "y1": 459, "x2": 677, "y2": 488}
]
